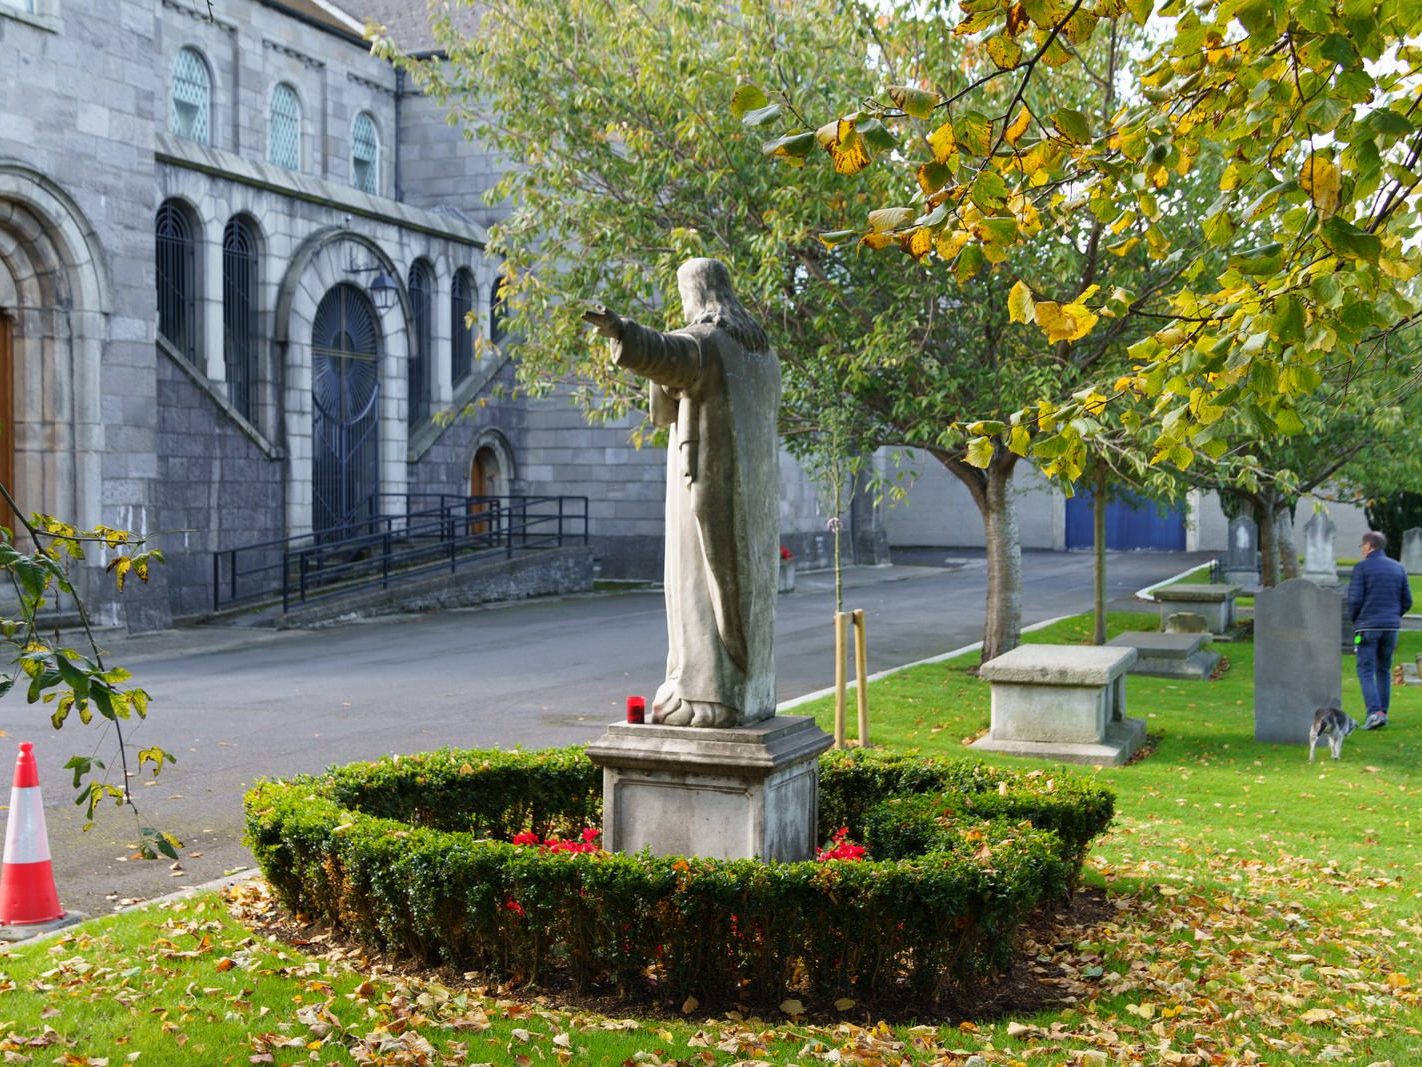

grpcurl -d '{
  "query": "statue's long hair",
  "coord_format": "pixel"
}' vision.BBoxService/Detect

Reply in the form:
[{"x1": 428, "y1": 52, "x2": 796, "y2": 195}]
[{"x1": 678, "y1": 258, "x2": 770, "y2": 355}]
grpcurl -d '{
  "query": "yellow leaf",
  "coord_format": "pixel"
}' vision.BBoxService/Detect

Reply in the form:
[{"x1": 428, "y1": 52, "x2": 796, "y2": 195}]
[
  {"x1": 1300, "y1": 1007, "x2": 1335, "y2": 1025},
  {"x1": 867, "y1": 207, "x2": 915, "y2": 233},
  {"x1": 828, "y1": 122, "x2": 871, "y2": 175},
  {"x1": 779, "y1": 998, "x2": 805, "y2": 1015},
  {"x1": 833, "y1": 997, "x2": 856, "y2": 1011},
  {"x1": 965, "y1": 436, "x2": 994, "y2": 468},
  {"x1": 1007, "y1": 279, "x2": 1035, "y2": 324},
  {"x1": 935, "y1": 229, "x2": 970, "y2": 259},
  {"x1": 1004, "y1": 106, "x2": 1031, "y2": 146},
  {"x1": 1033, "y1": 300, "x2": 1098, "y2": 343},
  {"x1": 904, "y1": 226, "x2": 934, "y2": 260},
  {"x1": 926, "y1": 121, "x2": 956, "y2": 162},
  {"x1": 1300, "y1": 152, "x2": 1341, "y2": 218},
  {"x1": 887, "y1": 85, "x2": 941, "y2": 119},
  {"x1": 1008, "y1": 424, "x2": 1031, "y2": 456},
  {"x1": 1386, "y1": 972, "x2": 1411, "y2": 989},
  {"x1": 987, "y1": 33, "x2": 1023, "y2": 70},
  {"x1": 681, "y1": 995, "x2": 699, "y2": 1014},
  {"x1": 860, "y1": 231, "x2": 896, "y2": 251}
]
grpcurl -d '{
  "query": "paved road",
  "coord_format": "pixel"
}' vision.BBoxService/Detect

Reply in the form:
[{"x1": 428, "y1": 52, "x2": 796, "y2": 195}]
[{"x1": 0, "y1": 548, "x2": 1209, "y2": 916}]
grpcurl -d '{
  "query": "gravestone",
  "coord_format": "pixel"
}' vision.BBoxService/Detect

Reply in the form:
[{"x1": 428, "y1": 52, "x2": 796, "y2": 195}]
[
  {"x1": 1224, "y1": 515, "x2": 1260, "y2": 590},
  {"x1": 1153, "y1": 583, "x2": 1238, "y2": 634},
  {"x1": 1301, "y1": 513, "x2": 1339, "y2": 586},
  {"x1": 1165, "y1": 611, "x2": 1208, "y2": 634},
  {"x1": 1254, "y1": 578, "x2": 1342, "y2": 744},
  {"x1": 1403, "y1": 527, "x2": 1422, "y2": 575}
]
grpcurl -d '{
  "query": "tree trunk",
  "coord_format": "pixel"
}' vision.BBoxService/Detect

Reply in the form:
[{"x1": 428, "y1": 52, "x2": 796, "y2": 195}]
[
  {"x1": 935, "y1": 449, "x2": 1023, "y2": 665},
  {"x1": 981, "y1": 457, "x2": 1023, "y2": 664},
  {"x1": 1092, "y1": 465, "x2": 1107, "y2": 645},
  {"x1": 1256, "y1": 497, "x2": 1280, "y2": 587},
  {"x1": 1276, "y1": 502, "x2": 1300, "y2": 580}
]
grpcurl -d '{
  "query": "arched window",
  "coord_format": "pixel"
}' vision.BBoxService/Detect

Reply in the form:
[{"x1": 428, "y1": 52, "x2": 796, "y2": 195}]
[
  {"x1": 268, "y1": 83, "x2": 301, "y2": 170},
  {"x1": 451, "y1": 268, "x2": 476, "y2": 383},
  {"x1": 490, "y1": 269, "x2": 509, "y2": 347},
  {"x1": 170, "y1": 47, "x2": 211, "y2": 145},
  {"x1": 222, "y1": 216, "x2": 259, "y2": 421},
  {"x1": 407, "y1": 260, "x2": 432, "y2": 423},
  {"x1": 155, "y1": 200, "x2": 198, "y2": 363},
  {"x1": 351, "y1": 112, "x2": 379, "y2": 195}
]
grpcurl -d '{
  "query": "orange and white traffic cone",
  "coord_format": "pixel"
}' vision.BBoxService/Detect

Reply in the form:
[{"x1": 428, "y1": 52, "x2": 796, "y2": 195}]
[{"x1": 0, "y1": 742, "x2": 64, "y2": 925}]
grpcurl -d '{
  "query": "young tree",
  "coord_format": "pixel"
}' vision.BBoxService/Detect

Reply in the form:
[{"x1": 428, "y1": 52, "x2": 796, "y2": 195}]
[{"x1": 377, "y1": 0, "x2": 1220, "y2": 660}]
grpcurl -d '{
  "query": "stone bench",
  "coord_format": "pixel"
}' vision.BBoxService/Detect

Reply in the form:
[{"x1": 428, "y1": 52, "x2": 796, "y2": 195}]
[
  {"x1": 1151, "y1": 583, "x2": 1238, "y2": 635},
  {"x1": 1107, "y1": 631, "x2": 1219, "y2": 680},
  {"x1": 970, "y1": 644, "x2": 1146, "y2": 766}
]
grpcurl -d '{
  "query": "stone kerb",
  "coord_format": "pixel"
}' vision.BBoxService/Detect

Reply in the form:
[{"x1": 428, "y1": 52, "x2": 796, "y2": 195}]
[
  {"x1": 1152, "y1": 583, "x2": 1238, "y2": 635},
  {"x1": 971, "y1": 644, "x2": 1146, "y2": 766},
  {"x1": 586, "y1": 715, "x2": 833, "y2": 862}
]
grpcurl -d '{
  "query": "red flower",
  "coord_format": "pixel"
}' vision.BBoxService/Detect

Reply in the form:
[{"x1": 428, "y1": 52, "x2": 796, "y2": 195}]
[
  {"x1": 505, "y1": 898, "x2": 525, "y2": 916},
  {"x1": 779, "y1": 545, "x2": 794, "y2": 561},
  {"x1": 511, "y1": 830, "x2": 541, "y2": 847},
  {"x1": 816, "y1": 826, "x2": 868, "y2": 862}
]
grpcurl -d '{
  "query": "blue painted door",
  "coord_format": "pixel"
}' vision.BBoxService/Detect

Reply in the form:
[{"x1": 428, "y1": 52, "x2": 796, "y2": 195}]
[{"x1": 1064, "y1": 488, "x2": 1186, "y2": 550}]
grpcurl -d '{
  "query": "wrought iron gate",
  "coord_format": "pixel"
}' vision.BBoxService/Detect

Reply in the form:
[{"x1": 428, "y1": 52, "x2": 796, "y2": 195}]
[{"x1": 311, "y1": 283, "x2": 381, "y2": 539}]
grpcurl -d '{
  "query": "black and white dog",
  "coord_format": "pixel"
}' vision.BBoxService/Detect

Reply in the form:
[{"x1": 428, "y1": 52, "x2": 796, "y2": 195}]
[{"x1": 1308, "y1": 707, "x2": 1359, "y2": 762}]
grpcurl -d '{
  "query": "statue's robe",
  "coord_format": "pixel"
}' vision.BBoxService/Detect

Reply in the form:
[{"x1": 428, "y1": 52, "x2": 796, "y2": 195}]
[{"x1": 611, "y1": 318, "x2": 780, "y2": 727}]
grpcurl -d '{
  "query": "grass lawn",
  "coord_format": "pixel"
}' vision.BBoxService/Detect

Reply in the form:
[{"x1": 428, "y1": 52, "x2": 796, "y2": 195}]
[{"x1": 1, "y1": 613, "x2": 1419, "y2": 1064}]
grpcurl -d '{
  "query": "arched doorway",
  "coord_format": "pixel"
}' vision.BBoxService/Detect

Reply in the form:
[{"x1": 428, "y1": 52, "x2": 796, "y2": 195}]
[
  {"x1": 468, "y1": 444, "x2": 501, "y2": 538},
  {"x1": 311, "y1": 283, "x2": 381, "y2": 539},
  {"x1": 0, "y1": 164, "x2": 110, "y2": 537}
]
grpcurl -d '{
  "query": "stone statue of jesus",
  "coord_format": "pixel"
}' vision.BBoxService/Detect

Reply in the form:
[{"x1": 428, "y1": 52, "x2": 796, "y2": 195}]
[{"x1": 584, "y1": 258, "x2": 780, "y2": 728}]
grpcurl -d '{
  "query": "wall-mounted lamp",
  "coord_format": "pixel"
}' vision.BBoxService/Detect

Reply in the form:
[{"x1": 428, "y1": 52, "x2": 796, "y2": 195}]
[{"x1": 341, "y1": 214, "x2": 398, "y2": 313}]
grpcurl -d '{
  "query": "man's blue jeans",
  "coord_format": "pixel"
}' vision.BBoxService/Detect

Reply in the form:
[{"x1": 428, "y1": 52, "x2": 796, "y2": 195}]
[{"x1": 1356, "y1": 629, "x2": 1399, "y2": 716}]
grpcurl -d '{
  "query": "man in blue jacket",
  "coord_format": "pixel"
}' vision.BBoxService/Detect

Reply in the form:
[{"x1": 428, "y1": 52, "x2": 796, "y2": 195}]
[{"x1": 1347, "y1": 530, "x2": 1413, "y2": 730}]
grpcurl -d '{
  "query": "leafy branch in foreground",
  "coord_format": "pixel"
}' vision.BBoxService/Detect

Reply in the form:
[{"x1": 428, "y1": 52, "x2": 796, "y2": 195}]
[
  {"x1": 0, "y1": 484, "x2": 179, "y2": 860},
  {"x1": 742, "y1": 0, "x2": 1422, "y2": 479}
]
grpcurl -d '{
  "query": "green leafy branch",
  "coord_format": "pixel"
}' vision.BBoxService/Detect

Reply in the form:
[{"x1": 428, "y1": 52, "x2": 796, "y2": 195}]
[{"x1": 0, "y1": 482, "x2": 179, "y2": 860}]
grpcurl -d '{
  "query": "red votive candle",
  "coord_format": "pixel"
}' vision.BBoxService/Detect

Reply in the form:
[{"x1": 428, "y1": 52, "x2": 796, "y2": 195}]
[{"x1": 626, "y1": 696, "x2": 646, "y2": 724}]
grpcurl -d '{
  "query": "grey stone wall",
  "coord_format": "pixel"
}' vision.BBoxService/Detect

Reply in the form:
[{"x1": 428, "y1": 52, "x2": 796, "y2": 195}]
[
  {"x1": 154, "y1": 351, "x2": 284, "y2": 618},
  {"x1": 278, "y1": 544, "x2": 594, "y2": 628},
  {"x1": 398, "y1": 77, "x2": 509, "y2": 231}
]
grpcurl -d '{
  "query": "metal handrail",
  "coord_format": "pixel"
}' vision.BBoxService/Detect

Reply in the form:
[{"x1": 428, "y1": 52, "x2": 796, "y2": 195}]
[{"x1": 211, "y1": 493, "x2": 589, "y2": 613}]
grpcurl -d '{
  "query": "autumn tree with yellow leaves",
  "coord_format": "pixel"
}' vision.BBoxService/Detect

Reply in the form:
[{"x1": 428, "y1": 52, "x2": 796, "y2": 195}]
[{"x1": 379, "y1": 0, "x2": 1229, "y2": 661}]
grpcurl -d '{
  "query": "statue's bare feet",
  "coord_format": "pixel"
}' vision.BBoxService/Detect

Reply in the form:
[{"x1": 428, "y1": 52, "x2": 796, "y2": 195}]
[{"x1": 651, "y1": 697, "x2": 736, "y2": 727}]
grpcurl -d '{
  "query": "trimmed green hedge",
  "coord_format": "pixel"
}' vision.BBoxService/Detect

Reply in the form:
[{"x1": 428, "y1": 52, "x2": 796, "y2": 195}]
[
  {"x1": 244, "y1": 746, "x2": 1114, "y2": 1013},
  {"x1": 821, "y1": 749, "x2": 1116, "y2": 879}
]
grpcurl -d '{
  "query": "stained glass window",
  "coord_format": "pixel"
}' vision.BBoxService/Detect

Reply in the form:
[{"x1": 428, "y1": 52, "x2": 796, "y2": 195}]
[
  {"x1": 268, "y1": 83, "x2": 301, "y2": 170},
  {"x1": 351, "y1": 112, "x2": 379, "y2": 194},
  {"x1": 170, "y1": 47, "x2": 211, "y2": 145}
]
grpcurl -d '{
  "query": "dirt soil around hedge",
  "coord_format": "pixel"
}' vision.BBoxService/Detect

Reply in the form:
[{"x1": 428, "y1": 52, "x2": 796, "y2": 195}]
[{"x1": 226, "y1": 878, "x2": 1116, "y2": 1026}]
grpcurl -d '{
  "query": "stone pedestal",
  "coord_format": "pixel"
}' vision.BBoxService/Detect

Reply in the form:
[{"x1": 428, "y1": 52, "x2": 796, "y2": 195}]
[
  {"x1": 1108, "y1": 631, "x2": 1219, "y2": 680},
  {"x1": 585, "y1": 715, "x2": 833, "y2": 862},
  {"x1": 970, "y1": 644, "x2": 1146, "y2": 766},
  {"x1": 1152, "y1": 583, "x2": 1238, "y2": 635}
]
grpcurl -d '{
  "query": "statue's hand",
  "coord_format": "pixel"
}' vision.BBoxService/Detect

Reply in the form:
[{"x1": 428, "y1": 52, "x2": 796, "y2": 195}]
[{"x1": 582, "y1": 305, "x2": 623, "y2": 340}]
